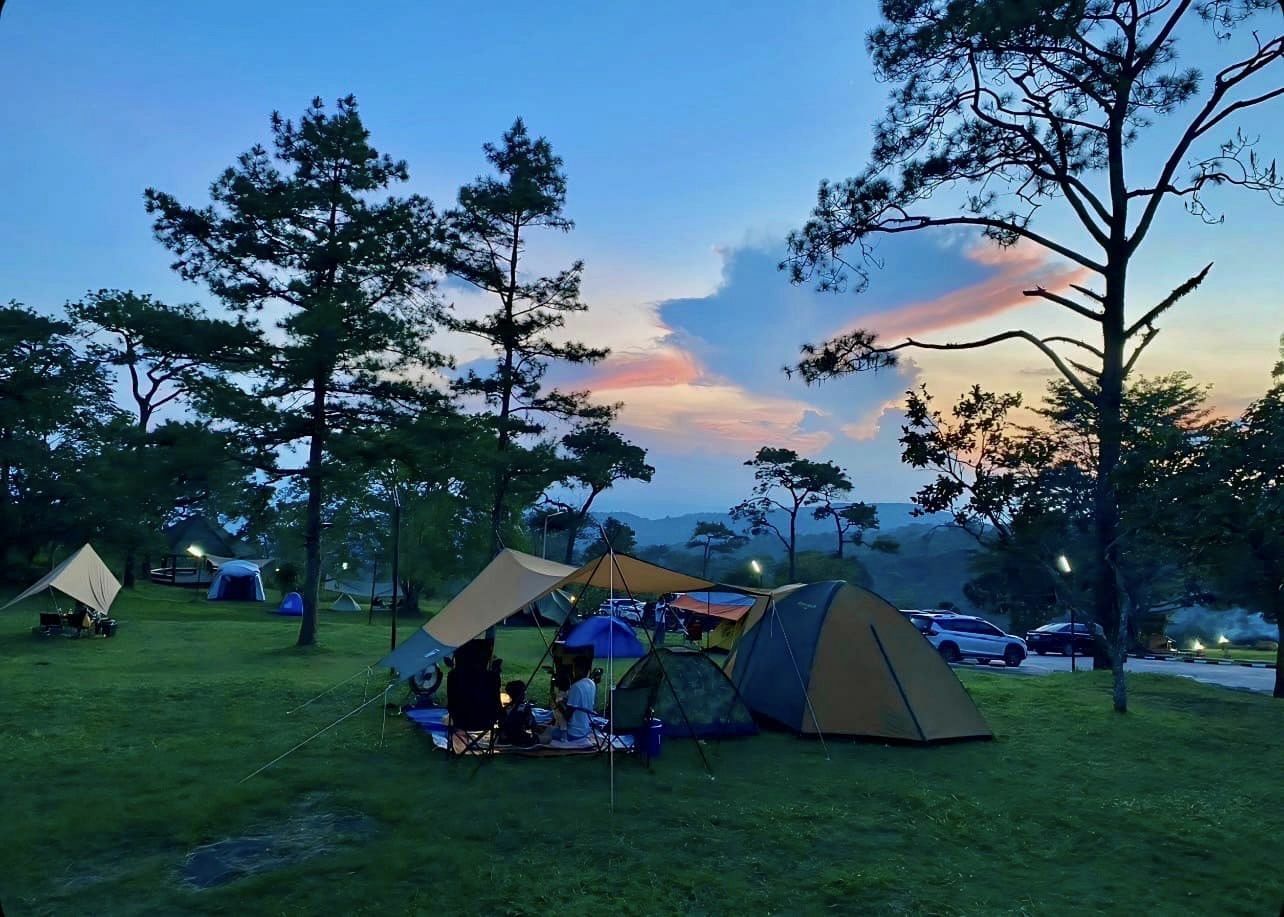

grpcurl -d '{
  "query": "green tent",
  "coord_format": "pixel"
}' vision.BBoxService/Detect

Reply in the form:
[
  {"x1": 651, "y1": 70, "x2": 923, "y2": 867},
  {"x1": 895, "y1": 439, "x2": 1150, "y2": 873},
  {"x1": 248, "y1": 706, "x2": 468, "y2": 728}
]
[
  {"x1": 616, "y1": 646, "x2": 757, "y2": 738},
  {"x1": 331, "y1": 593, "x2": 361, "y2": 612}
]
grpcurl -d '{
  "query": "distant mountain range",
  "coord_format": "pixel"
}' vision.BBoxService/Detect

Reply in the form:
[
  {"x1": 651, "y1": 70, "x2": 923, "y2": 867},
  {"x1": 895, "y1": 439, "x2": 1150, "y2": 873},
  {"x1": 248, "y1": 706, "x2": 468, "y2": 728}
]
[
  {"x1": 589, "y1": 504, "x2": 982, "y2": 615},
  {"x1": 595, "y1": 504, "x2": 950, "y2": 548}
]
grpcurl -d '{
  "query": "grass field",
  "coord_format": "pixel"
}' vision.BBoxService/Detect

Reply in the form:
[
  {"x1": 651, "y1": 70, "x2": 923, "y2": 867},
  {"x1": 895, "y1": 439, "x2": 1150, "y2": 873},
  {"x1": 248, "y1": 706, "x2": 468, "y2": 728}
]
[
  {"x1": 2, "y1": 585, "x2": 1282, "y2": 916},
  {"x1": 1180, "y1": 648, "x2": 1277, "y2": 664}
]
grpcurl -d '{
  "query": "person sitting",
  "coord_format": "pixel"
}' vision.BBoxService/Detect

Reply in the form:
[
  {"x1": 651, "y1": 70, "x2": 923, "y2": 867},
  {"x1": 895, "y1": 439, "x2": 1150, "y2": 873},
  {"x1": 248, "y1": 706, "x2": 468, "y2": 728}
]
[
  {"x1": 549, "y1": 657, "x2": 597, "y2": 742},
  {"x1": 446, "y1": 642, "x2": 502, "y2": 732},
  {"x1": 497, "y1": 680, "x2": 538, "y2": 747}
]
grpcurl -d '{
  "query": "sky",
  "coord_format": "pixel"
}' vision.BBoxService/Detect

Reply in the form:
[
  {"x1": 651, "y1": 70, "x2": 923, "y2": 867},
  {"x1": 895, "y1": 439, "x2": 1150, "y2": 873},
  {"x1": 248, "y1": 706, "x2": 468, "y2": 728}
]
[{"x1": 2, "y1": 1, "x2": 1282, "y2": 516}]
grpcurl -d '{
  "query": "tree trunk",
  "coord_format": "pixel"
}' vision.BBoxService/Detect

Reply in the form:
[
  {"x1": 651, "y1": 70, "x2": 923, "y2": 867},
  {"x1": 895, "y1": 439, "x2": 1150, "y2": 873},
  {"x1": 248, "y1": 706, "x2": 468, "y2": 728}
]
[
  {"x1": 564, "y1": 500, "x2": 596, "y2": 565},
  {"x1": 788, "y1": 510, "x2": 797, "y2": 582},
  {"x1": 1097, "y1": 263, "x2": 1128, "y2": 713},
  {"x1": 702, "y1": 541, "x2": 711, "y2": 579},
  {"x1": 123, "y1": 548, "x2": 136, "y2": 588},
  {"x1": 834, "y1": 515, "x2": 845, "y2": 559},
  {"x1": 1274, "y1": 594, "x2": 1283, "y2": 699},
  {"x1": 297, "y1": 379, "x2": 327, "y2": 648}
]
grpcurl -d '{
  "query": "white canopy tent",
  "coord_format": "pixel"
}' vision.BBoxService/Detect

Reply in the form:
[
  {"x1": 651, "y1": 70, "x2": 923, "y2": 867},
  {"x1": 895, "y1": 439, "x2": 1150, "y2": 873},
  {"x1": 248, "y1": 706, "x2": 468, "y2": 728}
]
[{"x1": 2, "y1": 544, "x2": 121, "y2": 616}]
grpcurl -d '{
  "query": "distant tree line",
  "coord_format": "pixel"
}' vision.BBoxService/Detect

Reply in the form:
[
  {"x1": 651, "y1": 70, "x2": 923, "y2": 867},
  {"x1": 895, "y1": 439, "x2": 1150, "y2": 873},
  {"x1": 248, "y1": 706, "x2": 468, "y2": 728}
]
[{"x1": 2, "y1": 99, "x2": 652, "y2": 647}]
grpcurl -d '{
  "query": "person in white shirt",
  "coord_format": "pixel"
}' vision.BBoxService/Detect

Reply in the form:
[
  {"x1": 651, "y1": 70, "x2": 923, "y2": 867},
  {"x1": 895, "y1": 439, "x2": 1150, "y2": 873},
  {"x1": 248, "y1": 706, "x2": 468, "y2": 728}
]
[{"x1": 546, "y1": 657, "x2": 597, "y2": 742}]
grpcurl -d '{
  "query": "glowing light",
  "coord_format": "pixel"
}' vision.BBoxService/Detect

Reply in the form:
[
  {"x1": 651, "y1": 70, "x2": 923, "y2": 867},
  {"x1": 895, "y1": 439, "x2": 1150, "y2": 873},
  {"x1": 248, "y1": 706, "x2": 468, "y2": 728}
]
[
  {"x1": 1216, "y1": 635, "x2": 1230, "y2": 645},
  {"x1": 186, "y1": 545, "x2": 204, "y2": 558},
  {"x1": 499, "y1": 691, "x2": 512, "y2": 706},
  {"x1": 341, "y1": 561, "x2": 349, "y2": 571},
  {"x1": 1055, "y1": 554, "x2": 1072, "y2": 575},
  {"x1": 1191, "y1": 639, "x2": 1205, "y2": 652},
  {"x1": 750, "y1": 560, "x2": 762, "y2": 575}
]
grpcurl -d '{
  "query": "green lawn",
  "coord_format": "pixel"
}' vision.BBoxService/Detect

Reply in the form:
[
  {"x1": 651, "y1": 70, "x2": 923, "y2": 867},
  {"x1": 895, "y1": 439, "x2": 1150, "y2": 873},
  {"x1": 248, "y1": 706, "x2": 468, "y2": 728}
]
[
  {"x1": 1181, "y1": 648, "x2": 1277, "y2": 664},
  {"x1": 2, "y1": 585, "x2": 1282, "y2": 916}
]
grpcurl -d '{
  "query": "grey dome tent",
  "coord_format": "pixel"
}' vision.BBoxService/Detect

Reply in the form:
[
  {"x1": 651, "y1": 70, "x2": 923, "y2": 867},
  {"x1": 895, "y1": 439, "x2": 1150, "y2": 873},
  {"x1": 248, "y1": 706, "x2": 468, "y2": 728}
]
[
  {"x1": 332, "y1": 593, "x2": 361, "y2": 612},
  {"x1": 206, "y1": 560, "x2": 265, "y2": 602},
  {"x1": 616, "y1": 646, "x2": 757, "y2": 738}
]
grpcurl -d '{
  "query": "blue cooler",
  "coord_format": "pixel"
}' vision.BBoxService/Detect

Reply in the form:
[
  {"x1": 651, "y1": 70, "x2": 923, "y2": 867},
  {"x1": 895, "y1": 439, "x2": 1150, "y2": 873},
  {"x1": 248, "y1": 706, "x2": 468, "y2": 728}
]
[{"x1": 644, "y1": 717, "x2": 663, "y2": 759}]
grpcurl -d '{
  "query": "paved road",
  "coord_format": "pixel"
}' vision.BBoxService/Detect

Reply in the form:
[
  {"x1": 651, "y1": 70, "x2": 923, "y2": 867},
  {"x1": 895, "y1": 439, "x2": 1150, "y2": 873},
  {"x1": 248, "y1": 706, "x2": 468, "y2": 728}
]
[{"x1": 956, "y1": 652, "x2": 1277, "y2": 694}]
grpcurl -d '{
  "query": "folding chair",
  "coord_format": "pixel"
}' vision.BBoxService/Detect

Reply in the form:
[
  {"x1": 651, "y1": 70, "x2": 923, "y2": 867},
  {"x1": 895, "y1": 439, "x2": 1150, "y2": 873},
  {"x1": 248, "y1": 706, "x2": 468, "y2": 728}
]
[{"x1": 445, "y1": 665, "x2": 501, "y2": 757}]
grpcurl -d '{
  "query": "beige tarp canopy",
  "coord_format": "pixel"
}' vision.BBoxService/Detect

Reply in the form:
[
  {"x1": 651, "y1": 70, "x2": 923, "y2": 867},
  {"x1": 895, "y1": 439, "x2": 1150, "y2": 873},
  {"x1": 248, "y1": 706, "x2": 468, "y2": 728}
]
[
  {"x1": 2, "y1": 544, "x2": 121, "y2": 616},
  {"x1": 379, "y1": 548, "x2": 728, "y2": 677}
]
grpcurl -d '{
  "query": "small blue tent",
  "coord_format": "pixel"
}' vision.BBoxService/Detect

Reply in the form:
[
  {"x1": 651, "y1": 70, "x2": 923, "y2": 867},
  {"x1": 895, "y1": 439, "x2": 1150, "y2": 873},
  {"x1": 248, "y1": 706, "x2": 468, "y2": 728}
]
[
  {"x1": 565, "y1": 616, "x2": 646, "y2": 658},
  {"x1": 275, "y1": 591, "x2": 303, "y2": 616}
]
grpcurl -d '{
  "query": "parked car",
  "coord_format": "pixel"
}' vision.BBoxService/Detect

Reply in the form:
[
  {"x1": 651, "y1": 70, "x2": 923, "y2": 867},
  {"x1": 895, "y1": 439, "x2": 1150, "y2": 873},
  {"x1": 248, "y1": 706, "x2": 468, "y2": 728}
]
[
  {"x1": 920, "y1": 613, "x2": 1027, "y2": 666},
  {"x1": 905, "y1": 612, "x2": 943, "y2": 635},
  {"x1": 596, "y1": 598, "x2": 644, "y2": 623},
  {"x1": 1025, "y1": 621, "x2": 1104, "y2": 656}
]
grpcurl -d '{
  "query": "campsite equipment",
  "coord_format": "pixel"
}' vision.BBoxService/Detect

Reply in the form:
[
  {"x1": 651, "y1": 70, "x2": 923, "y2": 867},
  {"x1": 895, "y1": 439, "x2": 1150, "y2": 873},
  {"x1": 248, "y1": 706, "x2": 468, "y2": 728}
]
[
  {"x1": 331, "y1": 593, "x2": 361, "y2": 612},
  {"x1": 671, "y1": 591, "x2": 756, "y2": 650},
  {"x1": 3, "y1": 544, "x2": 121, "y2": 618},
  {"x1": 645, "y1": 718, "x2": 664, "y2": 758},
  {"x1": 207, "y1": 560, "x2": 266, "y2": 602},
  {"x1": 617, "y1": 646, "x2": 758, "y2": 738},
  {"x1": 519, "y1": 588, "x2": 574, "y2": 626},
  {"x1": 564, "y1": 616, "x2": 646, "y2": 659},
  {"x1": 277, "y1": 592, "x2": 303, "y2": 615},
  {"x1": 727, "y1": 581, "x2": 992, "y2": 743}
]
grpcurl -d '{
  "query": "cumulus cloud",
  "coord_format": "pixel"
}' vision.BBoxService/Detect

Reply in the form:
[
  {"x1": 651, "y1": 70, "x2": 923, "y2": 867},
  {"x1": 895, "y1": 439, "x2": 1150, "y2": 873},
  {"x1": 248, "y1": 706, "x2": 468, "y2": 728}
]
[{"x1": 545, "y1": 233, "x2": 1093, "y2": 509}]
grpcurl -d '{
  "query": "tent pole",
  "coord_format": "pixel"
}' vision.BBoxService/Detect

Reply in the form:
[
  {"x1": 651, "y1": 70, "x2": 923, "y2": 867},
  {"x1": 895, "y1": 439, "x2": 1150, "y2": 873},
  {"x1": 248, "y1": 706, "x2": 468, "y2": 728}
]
[
  {"x1": 869, "y1": 624, "x2": 927, "y2": 743},
  {"x1": 773, "y1": 601, "x2": 831, "y2": 761},
  {"x1": 367, "y1": 560, "x2": 378, "y2": 625},
  {"x1": 611, "y1": 556, "x2": 716, "y2": 780},
  {"x1": 517, "y1": 554, "x2": 606, "y2": 707},
  {"x1": 608, "y1": 548, "x2": 615, "y2": 814}
]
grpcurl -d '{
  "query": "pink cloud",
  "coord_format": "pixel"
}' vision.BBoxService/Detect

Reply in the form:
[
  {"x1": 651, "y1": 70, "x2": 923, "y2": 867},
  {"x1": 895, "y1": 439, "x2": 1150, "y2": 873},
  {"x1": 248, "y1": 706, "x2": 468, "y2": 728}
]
[
  {"x1": 589, "y1": 381, "x2": 832, "y2": 456},
  {"x1": 855, "y1": 242, "x2": 1092, "y2": 341},
  {"x1": 587, "y1": 346, "x2": 704, "y2": 390}
]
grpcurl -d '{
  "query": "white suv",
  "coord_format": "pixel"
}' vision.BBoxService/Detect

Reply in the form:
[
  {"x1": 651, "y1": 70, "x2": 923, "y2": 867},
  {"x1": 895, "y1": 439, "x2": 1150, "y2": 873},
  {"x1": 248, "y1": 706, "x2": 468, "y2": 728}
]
[
  {"x1": 596, "y1": 598, "x2": 645, "y2": 623},
  {"x1": 916, "y1": 613, "x2": 1027, "y2": 667}
]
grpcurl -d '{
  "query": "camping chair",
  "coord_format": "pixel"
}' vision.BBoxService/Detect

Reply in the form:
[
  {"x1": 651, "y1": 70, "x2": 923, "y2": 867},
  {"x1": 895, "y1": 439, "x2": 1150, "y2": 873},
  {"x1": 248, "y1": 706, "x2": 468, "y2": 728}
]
[
  {"x1": 445, "y1": 665, "x2": 502, "y2": 757},
  {"x1": 36, "y1": 612, "x2": 65, "y2": 637}
]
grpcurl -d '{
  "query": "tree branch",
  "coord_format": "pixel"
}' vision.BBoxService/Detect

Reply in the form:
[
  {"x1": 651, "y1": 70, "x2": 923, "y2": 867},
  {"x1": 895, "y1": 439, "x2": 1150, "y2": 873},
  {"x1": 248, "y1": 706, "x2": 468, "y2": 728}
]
[
  {"x1": 1125, "y1": 262, "x2": 1213, "y2": 337},
  {"x1": 1023, "y1": 286, "x2": 1105, "y2": 321}
]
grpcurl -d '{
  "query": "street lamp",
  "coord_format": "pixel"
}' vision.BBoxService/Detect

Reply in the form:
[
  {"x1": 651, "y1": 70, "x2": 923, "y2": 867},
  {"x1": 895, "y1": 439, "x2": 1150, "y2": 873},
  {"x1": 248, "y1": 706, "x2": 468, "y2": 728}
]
[
  {"x1": 542, "y1": 510, "x2": 567, "y2": 559},
  {"x1": 1056, "y1": 553, "x2": 1076, "y2": 672},
  {"x1": 750, "y1": 559, "x2": 762, "y2": 587}
]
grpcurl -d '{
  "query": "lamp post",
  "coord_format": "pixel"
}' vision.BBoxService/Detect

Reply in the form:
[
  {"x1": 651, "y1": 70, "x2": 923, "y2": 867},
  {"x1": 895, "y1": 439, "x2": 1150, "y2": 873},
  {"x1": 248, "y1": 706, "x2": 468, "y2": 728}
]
[
  {"x1": 1056, "y1": 553, "x2": 1076, "y2": 673},
  {"x1": 542, "y1": 510, "x2": 567, "y2": 559},
  {"x1": 750, "y1": 559, "x2": 762, "y2": 588}
]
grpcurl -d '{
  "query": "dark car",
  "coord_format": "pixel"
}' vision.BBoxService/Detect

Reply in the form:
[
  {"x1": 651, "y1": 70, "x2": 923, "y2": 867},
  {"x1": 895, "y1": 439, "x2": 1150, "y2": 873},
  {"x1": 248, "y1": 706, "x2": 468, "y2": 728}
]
[{"x1": 1025, "y1": 621, "x2": 1102, "y2": 655}]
